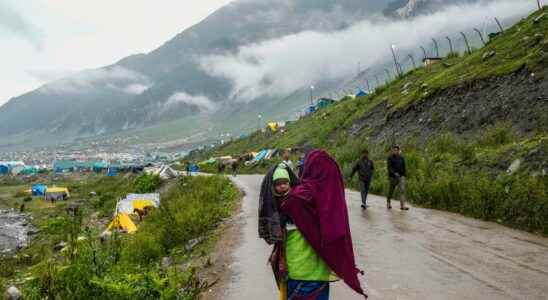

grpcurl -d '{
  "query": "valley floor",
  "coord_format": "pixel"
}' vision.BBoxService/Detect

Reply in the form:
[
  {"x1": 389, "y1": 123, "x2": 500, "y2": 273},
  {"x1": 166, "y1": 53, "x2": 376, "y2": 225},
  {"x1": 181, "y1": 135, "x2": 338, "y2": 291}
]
[{"x1": 204, "y1": 175, "x2": 548, "y2": 300}]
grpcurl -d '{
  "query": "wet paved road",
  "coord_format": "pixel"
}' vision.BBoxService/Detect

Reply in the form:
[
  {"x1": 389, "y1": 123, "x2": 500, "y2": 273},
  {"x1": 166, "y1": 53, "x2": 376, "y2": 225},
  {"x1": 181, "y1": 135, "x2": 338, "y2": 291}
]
[{"x1": 223, "y1": 175, "x2": 548, "y2": 300}]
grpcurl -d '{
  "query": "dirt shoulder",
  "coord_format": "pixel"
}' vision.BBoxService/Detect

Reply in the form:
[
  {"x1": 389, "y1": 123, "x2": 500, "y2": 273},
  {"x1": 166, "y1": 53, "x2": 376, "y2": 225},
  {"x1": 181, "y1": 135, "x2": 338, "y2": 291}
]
[{"x1": 198, "y1": 187, "x2": 245, "y2": 300}]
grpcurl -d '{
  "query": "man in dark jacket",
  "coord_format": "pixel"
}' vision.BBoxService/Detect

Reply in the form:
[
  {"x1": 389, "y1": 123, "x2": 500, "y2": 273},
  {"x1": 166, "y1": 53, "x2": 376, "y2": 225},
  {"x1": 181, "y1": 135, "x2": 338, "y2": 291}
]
[
  {"x1": 351, "y1": 149, "x2": 375, "y2": 210},
  {"x1": 387, "y1": 145, "x2": 409, "y2": 210}
]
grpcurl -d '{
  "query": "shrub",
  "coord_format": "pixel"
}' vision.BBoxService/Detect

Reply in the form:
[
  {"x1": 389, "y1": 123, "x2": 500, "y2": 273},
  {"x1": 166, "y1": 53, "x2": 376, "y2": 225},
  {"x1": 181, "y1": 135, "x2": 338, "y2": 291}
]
[{"x1": 135, "y1": 174, "x2": 161, "y2": 193}]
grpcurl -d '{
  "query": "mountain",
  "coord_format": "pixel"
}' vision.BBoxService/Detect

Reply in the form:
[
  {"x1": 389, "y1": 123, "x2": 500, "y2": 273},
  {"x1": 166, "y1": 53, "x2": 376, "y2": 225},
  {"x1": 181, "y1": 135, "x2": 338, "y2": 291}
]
[
  {"x1": 384, "y1": 0, "x2": 478, "y2": 18},
  {"x1": 0, "y1": 0, "x2": 396, "y2": 149},
  {"x1": 0, "y1": 0, "x2": 487, "y2": 150}
]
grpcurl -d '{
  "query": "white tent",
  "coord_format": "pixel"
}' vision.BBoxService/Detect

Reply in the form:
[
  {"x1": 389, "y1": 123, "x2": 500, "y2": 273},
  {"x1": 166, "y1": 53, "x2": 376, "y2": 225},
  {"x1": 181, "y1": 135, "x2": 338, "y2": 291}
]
[
  {"x1": 159, "y1": 165, "x2": 178, "y2": 180},
  {"x1": 116, "y1": 193, "x2": 160, "y2": 214}
]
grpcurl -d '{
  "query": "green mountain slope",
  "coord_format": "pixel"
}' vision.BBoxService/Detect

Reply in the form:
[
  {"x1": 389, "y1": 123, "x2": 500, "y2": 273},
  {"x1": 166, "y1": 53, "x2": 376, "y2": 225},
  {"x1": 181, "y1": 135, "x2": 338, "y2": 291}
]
[{"x1": 190, "y1": 8, "x2": 548, "y2": 234}]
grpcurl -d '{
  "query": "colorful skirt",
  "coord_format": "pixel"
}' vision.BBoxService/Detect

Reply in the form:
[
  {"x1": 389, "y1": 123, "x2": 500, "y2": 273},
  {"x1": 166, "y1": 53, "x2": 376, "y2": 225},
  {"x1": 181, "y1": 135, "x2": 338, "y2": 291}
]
[{"x1": 286, "y1": 280, "x2": 329, "y2": 300}]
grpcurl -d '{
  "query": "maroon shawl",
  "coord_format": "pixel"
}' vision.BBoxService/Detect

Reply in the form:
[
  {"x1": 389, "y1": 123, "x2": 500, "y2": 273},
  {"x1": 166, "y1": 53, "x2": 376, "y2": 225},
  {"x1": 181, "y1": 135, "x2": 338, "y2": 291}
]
[{"x1": 281, "y1": 150, "x2": 367, "y2": 298}]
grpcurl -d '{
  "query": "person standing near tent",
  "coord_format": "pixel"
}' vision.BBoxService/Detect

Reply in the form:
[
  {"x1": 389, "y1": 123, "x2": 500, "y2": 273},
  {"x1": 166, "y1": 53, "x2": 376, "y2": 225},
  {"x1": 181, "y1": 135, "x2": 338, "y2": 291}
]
[
  {"x1": 387, "y1": 145, "x2": 409, "y2": 210},
  {"x1": 350, "y1": 149, "x2": 375, "y2": 210},
  {"x1": 282, "y1": 151, "x2": 294, "y2": 171},
  {"x1": 259, "y1": 151, "x2": 367, "y2": 300}
]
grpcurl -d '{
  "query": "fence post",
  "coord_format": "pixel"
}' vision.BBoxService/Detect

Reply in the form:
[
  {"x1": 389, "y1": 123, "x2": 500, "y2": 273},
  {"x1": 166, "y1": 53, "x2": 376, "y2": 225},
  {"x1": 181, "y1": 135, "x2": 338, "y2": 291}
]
[
  {"x1": 420, "y1": 46, "x2": 428, "y2": 60},
  {"x1": 446, "y1": 36, "x2": 454, "y2": 54},
  {"x1": 432, "y1": 38, "x2": 440, "y2": 57},
  {"x1": 408, "y1": 54, "x2": 417, "y2": 69},
  {"x1": 473, "y1": 28, "x2": 486, "y2": 45},
  {"x1": 460, "y1": 32, "x2": 472, "y2": 54},
  {"x1": 494, "y1": 17, "x2": 504, "y2": 33}
]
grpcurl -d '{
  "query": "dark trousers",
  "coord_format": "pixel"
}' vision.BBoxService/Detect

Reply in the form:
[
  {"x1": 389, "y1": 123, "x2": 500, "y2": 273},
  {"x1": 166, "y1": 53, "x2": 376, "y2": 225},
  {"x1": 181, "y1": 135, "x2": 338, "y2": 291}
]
[
  {"x1": 387, "y1": 176, "x2": 407, "y2": 208},
  {"x1": 359, "y1": 180, "x2": 371, "y2": 206}
]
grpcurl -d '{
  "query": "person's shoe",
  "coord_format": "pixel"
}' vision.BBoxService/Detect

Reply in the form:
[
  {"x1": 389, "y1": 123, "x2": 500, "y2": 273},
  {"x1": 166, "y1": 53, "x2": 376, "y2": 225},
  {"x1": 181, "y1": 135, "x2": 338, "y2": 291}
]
[
  {"x1": 401, "y1": 207, "x2": 409, "y2": 210},
  {"x1": 387, "y1": 205, "x2": 392, "y2": 209},
  {"x1": 361, "y1": 204, "x2": 367, "y2": 210}
]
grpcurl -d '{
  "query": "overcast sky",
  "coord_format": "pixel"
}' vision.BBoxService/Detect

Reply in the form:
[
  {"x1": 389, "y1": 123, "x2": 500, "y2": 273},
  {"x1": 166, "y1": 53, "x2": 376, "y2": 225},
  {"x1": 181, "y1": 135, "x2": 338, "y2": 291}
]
[{"x1": 0, "y1": 0, "x2": 233, "y2": 106}]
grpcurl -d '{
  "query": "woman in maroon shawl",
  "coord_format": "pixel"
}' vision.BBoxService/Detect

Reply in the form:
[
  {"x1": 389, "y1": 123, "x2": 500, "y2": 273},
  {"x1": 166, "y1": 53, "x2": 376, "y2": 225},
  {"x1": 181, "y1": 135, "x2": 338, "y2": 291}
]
[{"x1": 280, "y1": 150, "x2": 367, "y2": 299}]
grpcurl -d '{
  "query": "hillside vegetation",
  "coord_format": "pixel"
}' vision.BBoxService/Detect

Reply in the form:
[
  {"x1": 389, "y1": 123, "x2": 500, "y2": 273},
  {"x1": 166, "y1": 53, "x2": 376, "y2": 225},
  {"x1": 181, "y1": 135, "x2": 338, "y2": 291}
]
[
  {"x1": 0, "y1": 174, "x2": 239, "y2": 299},
  {"x1": 189, "y1": 8, "x2": 548, "y2": 234}
]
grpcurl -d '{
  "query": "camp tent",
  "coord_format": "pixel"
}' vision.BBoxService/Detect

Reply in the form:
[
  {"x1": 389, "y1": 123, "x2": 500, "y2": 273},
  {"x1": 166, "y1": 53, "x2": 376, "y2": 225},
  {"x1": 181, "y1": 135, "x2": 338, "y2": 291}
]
[
  {"x1": 93, "y1": 162, "x2": 109, "y2": 173},
  {"x1": 45, "y1": 187, "x2": 70, "y2": 201},
  {"x1": 32, "y1": 184, "x2": 47, "y2": 196},
  {"x1": 53, "y1": 160, "x2": 77, "y2": 173},
  {"x1": 158, "y1": 165, "x2": 178, "y2": 180},
  {"x1": 267, "y1": 122, "x2": 279, "y2": 132},
  {"x1": 305, "y1": 105, "x2": 317, "y2": 115},
  {"x1": 20, "y1": 166, "x2": 37, "y2": 175},
  {"x1": 116, "y1": 193, "x2": 160, "y2": 215},
  {"x1": 0, "y1": 165, "x2": 9, "y2": 175},
  {"x1": 355, "y1": 90, "x2": 368, "y2": 97},
  {"x1": 10, "y1": 165, "x2": 25, "y2": 176},
  {"x1": 107, "y1": 213, "x2": 137, "y2": 234},
  {"x1": 107, "y1": 166, "x2": 119, "y2": 177},
  {"x1": 317, "y1": 98, "x2": 336, "y2": 109}
]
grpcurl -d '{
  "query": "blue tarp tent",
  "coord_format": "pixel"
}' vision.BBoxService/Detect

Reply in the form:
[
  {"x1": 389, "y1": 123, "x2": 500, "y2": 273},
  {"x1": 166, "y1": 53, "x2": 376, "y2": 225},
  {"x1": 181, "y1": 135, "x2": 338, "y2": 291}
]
[
  {"x1": 53, "y1": 160, "x2": 77, "y2": 173},
  {"x1": 107, "y1": 167, "x2": 119, "y2": 177},
  {"x1": 305, "y1": 105, "x2": 317, "y2": 115},
  {"x1": 32, "y1": 184, "x2": 47, "y2": 196},
  {"x1": 0, "y1": 165, "x2": 8, "y2": 175},
  {"x1": 356, "y1": 89, "x2": 368, "y2": 97}
]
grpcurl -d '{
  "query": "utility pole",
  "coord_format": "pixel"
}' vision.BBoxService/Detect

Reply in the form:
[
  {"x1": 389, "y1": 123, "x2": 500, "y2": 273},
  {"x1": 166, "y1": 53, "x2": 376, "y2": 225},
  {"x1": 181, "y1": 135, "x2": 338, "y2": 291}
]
[
  {"x1": 460, "y1": 32, "x2": 472, "y2": 54},
  {"x1": 390, "y1": 45, "x2": 402, "y2": 77},
  {"x1": 309, "y1": 85, "x2": 315, "y2": 106},
  {"x1": 432, "y1": 38, "x2": 439, "y2": 57},
  {"x1": 257, "y1": 114, "x2": 262, "y2": 131},
  {"x1": 365, "y1": 79, "x2": 371, "y2": 93},
  {"x1": 408, "y1": 54, "x2": 417, "y2": 69},
  {"x1": 473, "y1": 28, "x2": 486, "y2": 45},
  {"x1": 446, "y1": 36, "x2": 454, "y2": 54}
]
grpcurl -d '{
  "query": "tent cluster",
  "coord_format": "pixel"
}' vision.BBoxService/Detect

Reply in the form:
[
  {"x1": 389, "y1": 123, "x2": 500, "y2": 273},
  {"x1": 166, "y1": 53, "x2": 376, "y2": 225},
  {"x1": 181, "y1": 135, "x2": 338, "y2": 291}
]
[
  {"x1": 52, "y1": 160, "x2": 146, "y2": 174},
  {"x1": 107, "y1": 193, "x2": 161, "y2": 234},
  {"x1": 30, "y1": 184, "x2": 70, "y2": 201},
  {"x1": 0, "y1": 161, "x2": 46, "y2": 176}
]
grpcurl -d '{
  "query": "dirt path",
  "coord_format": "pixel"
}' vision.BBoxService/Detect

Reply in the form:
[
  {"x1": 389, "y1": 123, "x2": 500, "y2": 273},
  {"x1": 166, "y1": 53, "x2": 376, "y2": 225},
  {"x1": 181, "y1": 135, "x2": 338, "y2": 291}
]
[{"x1": 208, "y1": 175, "x2": 548, "y2": 300}]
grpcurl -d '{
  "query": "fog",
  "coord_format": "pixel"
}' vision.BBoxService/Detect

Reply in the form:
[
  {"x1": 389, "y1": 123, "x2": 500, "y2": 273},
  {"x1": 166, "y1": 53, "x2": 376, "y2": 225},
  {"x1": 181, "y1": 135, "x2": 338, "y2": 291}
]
[{"x1": 201, "y1": 0, "x2": 536, "y2": 102}]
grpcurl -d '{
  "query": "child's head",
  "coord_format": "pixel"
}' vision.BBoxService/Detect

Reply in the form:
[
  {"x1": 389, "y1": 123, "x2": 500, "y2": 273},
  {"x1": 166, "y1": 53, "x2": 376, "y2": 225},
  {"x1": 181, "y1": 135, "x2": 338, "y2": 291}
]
[{"x1": 273, "y1": 165, "x2": 291, "y2": 195}]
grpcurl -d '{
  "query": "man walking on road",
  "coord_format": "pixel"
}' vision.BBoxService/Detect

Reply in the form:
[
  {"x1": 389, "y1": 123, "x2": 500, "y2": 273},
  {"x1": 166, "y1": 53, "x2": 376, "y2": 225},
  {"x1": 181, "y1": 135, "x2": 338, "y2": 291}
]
[
  {"x1": 387, "y1": 145, "x2": 409, "y2": 210},
  {"x1": 350, "y1": 149, "x2": 375, "y2": 210}
]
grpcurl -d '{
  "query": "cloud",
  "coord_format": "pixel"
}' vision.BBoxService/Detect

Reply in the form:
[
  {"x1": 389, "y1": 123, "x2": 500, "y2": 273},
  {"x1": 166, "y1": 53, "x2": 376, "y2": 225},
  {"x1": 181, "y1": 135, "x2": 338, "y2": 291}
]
[
  {"x1": 121, "y1": 84, "x2": 150, "y2": 95},
  {"x1": 201, "y1": 0, "x2": 535, "y2": 102},
  {"x1": 26, "y1": 69, "x2": 77, "y2": 82},
  {"x1": 166, "y1": 92, "x2": 216, "y2": 111},
  {"x1": 0, "y1": 2, "x2": 42, "y2": 49},
  {"x1": 38, "y1": 66, "x2": 150, "y2": 94}
]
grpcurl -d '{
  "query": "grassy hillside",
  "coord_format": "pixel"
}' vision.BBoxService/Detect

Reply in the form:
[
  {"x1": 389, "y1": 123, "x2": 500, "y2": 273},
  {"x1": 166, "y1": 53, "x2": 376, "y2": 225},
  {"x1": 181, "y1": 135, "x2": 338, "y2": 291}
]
[
  {"x1": 189, "y1": 8, "x2": 548, "y2": 234},
  {"x1": 0, "y1": 174, "x2": 239, "y2": 299}
]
